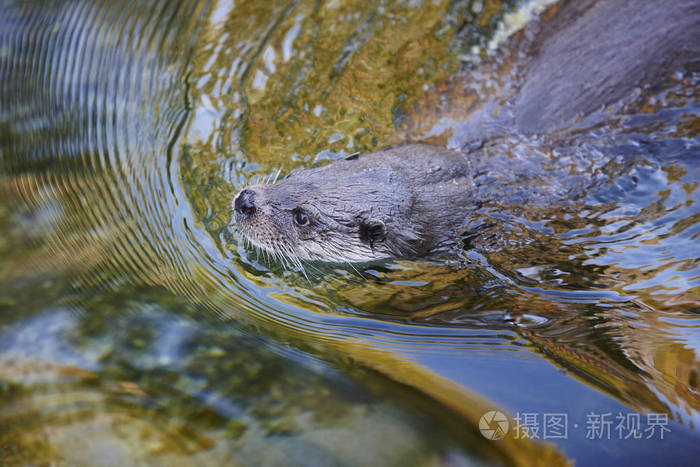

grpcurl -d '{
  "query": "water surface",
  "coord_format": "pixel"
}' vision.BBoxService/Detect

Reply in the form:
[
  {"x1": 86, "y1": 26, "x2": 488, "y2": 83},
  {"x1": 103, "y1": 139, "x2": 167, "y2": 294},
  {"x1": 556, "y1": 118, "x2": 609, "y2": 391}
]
[{"x1": 1, "y1": 0, "x2": 698, "y2": 465}]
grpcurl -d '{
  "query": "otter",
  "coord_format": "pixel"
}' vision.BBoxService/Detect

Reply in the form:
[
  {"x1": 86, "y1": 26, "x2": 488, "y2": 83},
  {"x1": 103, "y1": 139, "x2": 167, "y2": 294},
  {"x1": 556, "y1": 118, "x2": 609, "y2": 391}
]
[
  {"x1": 232, "y1": 0, "x2": 699, "y2": 264},
  {"x1": 233, "y1": 144, "x2": 478, "y2": 263},
  {"x1": 231, "y1": 138, "x2": 600, "y2": 263}
]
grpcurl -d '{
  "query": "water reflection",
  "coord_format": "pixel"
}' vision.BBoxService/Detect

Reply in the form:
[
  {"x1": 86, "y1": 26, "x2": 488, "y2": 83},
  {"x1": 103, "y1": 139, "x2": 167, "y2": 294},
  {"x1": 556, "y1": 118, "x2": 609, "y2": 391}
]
[
  {"x1": 0, "y1": 293, "x2": 492, "y2": 465},
  {"x1": 1, "y1": 0, "x2": 698, "y2": 465}
]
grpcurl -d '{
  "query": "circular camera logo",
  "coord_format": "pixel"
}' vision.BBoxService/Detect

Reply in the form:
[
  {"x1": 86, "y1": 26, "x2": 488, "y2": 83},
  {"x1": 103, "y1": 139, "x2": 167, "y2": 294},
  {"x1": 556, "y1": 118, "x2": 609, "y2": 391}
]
[{"x1": 479, "y1": 411, "x2": 509, "y2": 440}]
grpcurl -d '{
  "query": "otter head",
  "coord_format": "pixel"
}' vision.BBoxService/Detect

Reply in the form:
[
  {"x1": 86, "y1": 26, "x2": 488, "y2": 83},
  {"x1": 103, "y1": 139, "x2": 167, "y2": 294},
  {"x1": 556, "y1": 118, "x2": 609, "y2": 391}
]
[
  {"x1": 232, "y1": 144, "x2": 474, "y2": 264},
  {"x1": 233, "y1": 167, "x2": 417, "y2": 263}
]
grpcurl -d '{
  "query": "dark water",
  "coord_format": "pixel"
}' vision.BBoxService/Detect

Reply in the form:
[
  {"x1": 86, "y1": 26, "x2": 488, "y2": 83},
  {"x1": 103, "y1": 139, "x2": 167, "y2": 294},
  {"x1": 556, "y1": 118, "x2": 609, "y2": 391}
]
[{"x1": 1, "y1": 0, "x2": 699, "y2": 465}]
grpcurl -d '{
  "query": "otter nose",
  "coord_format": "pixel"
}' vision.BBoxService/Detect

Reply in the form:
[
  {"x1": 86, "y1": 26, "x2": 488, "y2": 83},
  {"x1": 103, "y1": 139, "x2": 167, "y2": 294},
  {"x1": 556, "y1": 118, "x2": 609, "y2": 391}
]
[{"x1": 234, "y1": 189, "x2": 257, "y2": 217}]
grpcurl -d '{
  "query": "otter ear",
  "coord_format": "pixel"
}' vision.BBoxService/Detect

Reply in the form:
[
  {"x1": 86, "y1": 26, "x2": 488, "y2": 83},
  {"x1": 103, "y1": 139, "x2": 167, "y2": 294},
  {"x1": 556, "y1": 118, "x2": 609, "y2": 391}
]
[{"x1": 359, "y1": 219, "x2": 386, "y2": 248}]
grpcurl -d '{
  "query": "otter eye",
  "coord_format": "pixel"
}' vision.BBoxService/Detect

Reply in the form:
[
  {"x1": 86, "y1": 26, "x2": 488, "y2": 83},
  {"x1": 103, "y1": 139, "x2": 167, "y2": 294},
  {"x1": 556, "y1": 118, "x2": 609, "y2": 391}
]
[{"x1": 293, "y1": 210, "x2": 309, "y2": 226}]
